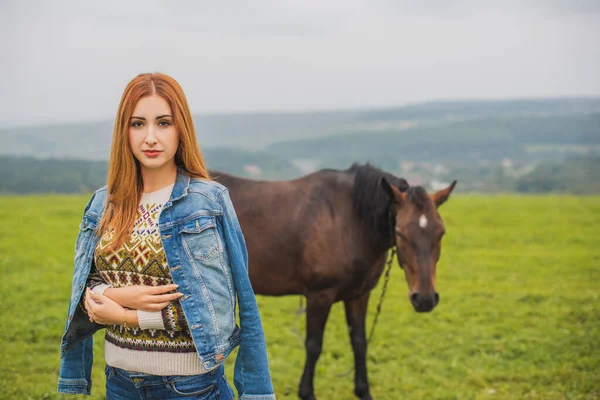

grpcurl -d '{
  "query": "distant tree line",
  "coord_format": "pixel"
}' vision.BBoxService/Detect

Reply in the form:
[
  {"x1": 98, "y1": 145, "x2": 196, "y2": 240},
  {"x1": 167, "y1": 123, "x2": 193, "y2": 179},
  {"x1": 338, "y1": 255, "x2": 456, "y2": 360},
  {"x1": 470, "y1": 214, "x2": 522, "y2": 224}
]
[
  {"x1": 514, "y1": 155, "x2": 600, "y2": 194},
  {"x1": 1, "y1": 153, "x2": 599, "y2": 195},
  {"x1": 0, "y1": 156, "x2": 108, "y2": 194},
  {"x1": 0, "y1": 150, "x2": 302, "y2": 194}
]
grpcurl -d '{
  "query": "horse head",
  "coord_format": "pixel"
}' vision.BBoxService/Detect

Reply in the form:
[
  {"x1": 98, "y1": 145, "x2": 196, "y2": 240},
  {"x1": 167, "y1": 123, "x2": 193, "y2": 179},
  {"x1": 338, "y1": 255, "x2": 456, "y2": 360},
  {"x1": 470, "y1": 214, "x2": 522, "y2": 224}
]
[{"x1": 382, "y1": 178, "x2": 457, "y2": 312}]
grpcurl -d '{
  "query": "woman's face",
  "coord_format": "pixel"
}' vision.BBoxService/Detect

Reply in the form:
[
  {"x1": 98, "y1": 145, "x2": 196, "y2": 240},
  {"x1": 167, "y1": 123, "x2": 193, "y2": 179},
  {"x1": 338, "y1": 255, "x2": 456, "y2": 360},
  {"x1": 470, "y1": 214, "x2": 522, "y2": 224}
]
[{"x1": 129, "y1": 94, "x2": 179, "y2": 173}]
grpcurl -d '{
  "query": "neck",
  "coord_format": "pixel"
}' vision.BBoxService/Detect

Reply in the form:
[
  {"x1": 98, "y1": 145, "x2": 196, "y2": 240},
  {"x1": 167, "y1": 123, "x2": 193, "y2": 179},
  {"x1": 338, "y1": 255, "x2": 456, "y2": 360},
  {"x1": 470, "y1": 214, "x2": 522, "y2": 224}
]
[{"x1": 140, "y1": 163, "x2": 177, "y2": 193}]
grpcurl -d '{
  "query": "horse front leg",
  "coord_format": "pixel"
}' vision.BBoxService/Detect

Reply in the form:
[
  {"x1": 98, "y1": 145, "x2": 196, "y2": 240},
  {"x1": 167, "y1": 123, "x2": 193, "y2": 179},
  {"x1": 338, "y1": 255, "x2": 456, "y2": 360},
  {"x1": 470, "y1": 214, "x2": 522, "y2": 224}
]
[
  {"x1": 344, "y1": 292, "x2": 372, "y2": 400},
  {"x1": 298, "y1": 290, "x2": 336, "y2": 400}
]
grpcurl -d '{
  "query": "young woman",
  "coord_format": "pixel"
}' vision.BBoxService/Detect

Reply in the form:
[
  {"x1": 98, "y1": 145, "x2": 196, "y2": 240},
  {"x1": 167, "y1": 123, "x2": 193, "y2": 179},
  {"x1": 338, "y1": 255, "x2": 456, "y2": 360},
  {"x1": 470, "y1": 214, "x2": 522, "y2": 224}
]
[{"x1": 57, "y1": 73, "x2": 275, "y2": 399}]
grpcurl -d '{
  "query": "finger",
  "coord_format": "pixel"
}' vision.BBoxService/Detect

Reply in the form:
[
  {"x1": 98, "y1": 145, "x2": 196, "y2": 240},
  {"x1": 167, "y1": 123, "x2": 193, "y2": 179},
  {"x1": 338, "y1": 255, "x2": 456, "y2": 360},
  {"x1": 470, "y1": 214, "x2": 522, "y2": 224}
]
[
  {"x1": 83, "y1": 292, "x2": 90, "y2": 312},
  {"x1": 143, "y1": 302, "x2": 170, "y2": 312},
  {"x1": 85, "y1": 293, "x2": 99, "y2": 312},
  {"x1": 154, "y1": 302, "x2": 170, "y2": 310},
  {"x1": 88, "y1": 290, "x2": 104, "y2": 304},
  {"x1": 150, "y1": 284, "x2": 179, "y2": 295},
  {"x1": 84, "y1": 291, "x2": 93, "y2": 310},
  {"x1": 86, "y1": 304, "x2": 95, "y2": 319},
  {"x1": 152, "y1": 292, "x2": 184, "y2": 303}
]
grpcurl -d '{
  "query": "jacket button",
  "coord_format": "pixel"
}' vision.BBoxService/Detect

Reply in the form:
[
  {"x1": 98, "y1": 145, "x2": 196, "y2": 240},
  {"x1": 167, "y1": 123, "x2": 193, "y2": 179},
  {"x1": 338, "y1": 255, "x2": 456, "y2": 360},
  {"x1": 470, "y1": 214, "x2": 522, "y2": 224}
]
[
  {"x1": 68, "y1": 314, "x2": 73, "y2": 321},
  {"x1": 78, "y1": 284, "x2": 83, "y2": 291}
]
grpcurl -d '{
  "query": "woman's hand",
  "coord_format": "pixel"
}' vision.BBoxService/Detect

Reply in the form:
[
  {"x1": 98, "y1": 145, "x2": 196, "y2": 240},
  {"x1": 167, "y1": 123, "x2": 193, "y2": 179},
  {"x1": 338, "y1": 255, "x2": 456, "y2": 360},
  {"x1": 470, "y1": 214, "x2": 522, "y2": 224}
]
[
  {"x1": 84, "y1": 288, "x2": 126, "y2": 325},
  {"x1": 104, "y1": 284, "x2": 183, "y2": 312}
]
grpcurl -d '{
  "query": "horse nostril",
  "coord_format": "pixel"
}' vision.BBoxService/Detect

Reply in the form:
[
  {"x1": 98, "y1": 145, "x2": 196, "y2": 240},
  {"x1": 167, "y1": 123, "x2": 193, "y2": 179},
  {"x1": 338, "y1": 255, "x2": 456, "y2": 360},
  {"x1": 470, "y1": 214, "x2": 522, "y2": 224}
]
[
  {"x1": 434, "y1": 292, "x2": 440, "y2": 306},
  {"x1": 410, "y1": 293, "x2": 420, "y2": 306}
]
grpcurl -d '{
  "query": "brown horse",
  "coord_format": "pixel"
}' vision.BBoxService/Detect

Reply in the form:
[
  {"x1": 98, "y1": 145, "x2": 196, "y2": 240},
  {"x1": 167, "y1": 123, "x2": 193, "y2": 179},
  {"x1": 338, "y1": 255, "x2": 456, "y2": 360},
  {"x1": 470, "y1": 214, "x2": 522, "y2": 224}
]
[{"x1": 212, "y1": 163, "x2": 456, "y2": 400}]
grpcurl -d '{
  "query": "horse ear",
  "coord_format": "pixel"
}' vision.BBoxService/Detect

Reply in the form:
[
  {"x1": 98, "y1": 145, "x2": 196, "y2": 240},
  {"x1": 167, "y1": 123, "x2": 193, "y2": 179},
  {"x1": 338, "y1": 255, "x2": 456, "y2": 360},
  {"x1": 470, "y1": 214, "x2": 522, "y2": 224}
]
[
  {"x1": 398, "y1": 178, "x2": 409, "y2": 192},
  {"x1": 433, "y1": 180, "x2": 457, "y2": 208},
  {"x1": 381, "y1": 177, "x2": 404, "y2": 204}
]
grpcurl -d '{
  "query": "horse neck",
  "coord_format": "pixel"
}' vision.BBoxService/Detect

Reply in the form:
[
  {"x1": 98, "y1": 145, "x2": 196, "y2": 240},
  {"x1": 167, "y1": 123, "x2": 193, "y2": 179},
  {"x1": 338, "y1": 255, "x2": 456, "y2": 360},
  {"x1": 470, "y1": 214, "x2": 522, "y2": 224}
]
[{"x1": 352, "y1": 202, "x2": 395, "y2": 258}]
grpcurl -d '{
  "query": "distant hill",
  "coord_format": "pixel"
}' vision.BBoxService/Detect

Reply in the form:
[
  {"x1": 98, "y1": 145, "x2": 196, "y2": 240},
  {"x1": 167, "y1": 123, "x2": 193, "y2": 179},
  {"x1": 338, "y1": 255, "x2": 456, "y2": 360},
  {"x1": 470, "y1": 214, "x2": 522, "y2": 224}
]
[
  {"x1": 2, "y1": 97, "x2": 599, "y2": 194},
  {"x1": 360, "y1": 98, "x2": 600, "y2": 121},
  {"x1": 2, "y1": 97, "x2": 599, "y2": 160},
  {"x1": 263, "y1": 113, "x2": 600, "y2": 170}
]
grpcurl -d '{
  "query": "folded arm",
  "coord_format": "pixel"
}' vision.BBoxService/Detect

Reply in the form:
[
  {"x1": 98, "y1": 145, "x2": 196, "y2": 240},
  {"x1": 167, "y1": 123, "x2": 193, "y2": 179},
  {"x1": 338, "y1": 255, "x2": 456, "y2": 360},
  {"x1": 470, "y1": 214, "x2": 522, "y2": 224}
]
[{"x1": 84, "y1": 262, "x2": 184, "y2": 330}]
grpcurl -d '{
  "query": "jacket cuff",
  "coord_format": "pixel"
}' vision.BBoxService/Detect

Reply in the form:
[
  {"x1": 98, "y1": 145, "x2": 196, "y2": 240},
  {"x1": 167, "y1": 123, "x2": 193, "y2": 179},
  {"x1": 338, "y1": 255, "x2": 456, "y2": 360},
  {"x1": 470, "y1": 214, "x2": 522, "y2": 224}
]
[
  {"x1": 57, "y1": 377, "x2": 91, "y2": 395},
  {"x1": 239, "y1": 395, "x2": 276, "y2": 400},
  {"x1": 137, "y1": 310, "x2": 166, "y2": 330}
]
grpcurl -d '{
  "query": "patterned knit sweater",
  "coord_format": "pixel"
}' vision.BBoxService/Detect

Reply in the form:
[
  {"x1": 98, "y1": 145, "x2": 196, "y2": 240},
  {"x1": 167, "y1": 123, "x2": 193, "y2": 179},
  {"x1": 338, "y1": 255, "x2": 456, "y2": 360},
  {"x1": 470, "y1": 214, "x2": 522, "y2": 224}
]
[{"x1": 88, "y1": 183, "x2": 208, "y2": 375}]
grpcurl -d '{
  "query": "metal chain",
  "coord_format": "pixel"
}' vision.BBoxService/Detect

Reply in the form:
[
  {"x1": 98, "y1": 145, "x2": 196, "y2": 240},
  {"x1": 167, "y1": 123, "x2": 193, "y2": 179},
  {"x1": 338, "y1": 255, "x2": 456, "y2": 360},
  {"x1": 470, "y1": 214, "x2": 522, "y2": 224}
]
[{"x1": 366, "y1": 246, "x2": 396, "y2": 345}]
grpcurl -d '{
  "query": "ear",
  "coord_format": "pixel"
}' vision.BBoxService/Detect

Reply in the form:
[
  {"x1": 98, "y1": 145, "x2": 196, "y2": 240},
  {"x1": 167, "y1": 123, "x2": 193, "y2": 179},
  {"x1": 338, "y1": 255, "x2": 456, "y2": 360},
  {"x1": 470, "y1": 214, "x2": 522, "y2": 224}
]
[
  {"x1": 381, "y1": 177, "x2": 405, "y2": 205},
  {"x1": 432, "y1": 180, "x2": 457, "y2": 208}
]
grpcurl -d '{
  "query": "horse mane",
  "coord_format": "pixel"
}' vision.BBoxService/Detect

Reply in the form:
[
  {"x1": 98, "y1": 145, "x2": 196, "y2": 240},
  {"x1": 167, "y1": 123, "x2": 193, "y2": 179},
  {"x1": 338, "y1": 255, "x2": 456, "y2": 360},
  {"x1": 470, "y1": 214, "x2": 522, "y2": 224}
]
[{"x1": 349, "y1": 163, "x2": 409, "y2": 248}]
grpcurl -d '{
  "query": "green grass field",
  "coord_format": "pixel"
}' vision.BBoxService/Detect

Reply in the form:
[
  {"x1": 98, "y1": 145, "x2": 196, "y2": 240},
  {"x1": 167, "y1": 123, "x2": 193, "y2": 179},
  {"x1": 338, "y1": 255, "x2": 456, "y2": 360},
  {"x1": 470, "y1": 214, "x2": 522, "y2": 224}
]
[{"x1": 0, "y1": 195, "x2": 598, "y2": 399}]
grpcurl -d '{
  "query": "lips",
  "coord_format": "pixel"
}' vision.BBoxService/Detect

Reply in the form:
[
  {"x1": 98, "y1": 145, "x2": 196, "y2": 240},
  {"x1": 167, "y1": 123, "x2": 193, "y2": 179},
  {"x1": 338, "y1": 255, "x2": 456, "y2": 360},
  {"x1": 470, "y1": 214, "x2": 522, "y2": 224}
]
[{"x1": 143, "y1": 150, "x2": 162, "y2": 157}]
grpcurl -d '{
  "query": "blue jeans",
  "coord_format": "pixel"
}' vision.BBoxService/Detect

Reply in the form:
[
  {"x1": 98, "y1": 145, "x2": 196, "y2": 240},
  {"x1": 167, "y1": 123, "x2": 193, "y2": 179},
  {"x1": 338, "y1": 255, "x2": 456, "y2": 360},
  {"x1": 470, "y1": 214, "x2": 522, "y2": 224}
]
[{"x1": 105, "y1": 364, "x2": 235, "y2": 400}]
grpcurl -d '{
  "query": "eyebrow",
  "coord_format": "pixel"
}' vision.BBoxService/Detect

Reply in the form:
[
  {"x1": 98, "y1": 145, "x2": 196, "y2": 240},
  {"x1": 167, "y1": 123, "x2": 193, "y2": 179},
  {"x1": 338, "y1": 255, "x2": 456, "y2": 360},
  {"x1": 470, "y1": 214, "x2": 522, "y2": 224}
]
[{"x1": 130, "y1": 114, "x2": 172, "y2": 120}]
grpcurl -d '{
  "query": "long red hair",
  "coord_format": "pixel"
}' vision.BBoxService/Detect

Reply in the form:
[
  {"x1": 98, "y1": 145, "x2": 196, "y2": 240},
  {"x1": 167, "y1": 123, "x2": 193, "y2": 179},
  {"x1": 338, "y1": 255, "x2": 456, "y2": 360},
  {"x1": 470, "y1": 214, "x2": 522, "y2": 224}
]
[{"x1": 98, "y1": 73, "x2": 210, "y2": 250}]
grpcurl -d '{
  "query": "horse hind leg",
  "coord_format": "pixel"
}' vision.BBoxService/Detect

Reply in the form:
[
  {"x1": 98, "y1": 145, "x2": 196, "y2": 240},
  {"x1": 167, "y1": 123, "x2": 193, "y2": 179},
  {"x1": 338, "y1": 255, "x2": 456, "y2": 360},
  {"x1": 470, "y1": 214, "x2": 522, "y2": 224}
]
[
  {"x1": 298, "y1": 290, "x2": 336, "y2": 400},
  {"x1": 344, "y1": 292, "x2": 372, "y2": 400}
]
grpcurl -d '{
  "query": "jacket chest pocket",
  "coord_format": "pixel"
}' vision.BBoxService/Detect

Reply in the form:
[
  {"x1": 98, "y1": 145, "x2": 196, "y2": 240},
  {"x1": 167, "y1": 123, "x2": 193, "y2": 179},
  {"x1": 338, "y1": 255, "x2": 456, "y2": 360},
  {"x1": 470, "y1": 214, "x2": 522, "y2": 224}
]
[{"x1": 179, "y1": 216, "x2": 220, "y2": 261}]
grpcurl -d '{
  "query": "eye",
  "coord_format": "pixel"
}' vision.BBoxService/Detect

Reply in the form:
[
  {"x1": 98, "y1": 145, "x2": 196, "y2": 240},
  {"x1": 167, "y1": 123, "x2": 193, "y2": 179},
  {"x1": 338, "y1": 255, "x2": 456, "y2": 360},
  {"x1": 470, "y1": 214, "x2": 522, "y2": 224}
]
[
  {"x1": 158, "y1": 119, "x2": 171, "y2": 127},
  {"x1": 130, "y1": 120, "x2": 143, "y2": 127}
]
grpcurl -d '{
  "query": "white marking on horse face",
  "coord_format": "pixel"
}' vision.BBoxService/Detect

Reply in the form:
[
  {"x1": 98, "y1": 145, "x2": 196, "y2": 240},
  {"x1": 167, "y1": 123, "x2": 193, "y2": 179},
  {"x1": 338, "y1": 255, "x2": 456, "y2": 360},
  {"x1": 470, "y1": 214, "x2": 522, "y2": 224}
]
[{"x1": 419, "y1": 214, "x2": 428, "y2": 229}]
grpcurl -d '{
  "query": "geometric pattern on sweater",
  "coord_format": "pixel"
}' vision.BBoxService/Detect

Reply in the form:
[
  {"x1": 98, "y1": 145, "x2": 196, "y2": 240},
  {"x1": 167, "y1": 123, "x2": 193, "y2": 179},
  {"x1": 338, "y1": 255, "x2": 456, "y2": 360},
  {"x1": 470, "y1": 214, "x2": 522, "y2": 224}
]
[{"x1": 93, "y1": 185, "x2": 197, "y2": 354}]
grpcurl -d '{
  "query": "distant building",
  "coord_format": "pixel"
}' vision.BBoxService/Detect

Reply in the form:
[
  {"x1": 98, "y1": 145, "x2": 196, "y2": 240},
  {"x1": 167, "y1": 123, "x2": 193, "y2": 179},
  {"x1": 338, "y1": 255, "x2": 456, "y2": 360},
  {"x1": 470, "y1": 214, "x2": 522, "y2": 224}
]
[
  {"x1": 502, "y1": 158, "x2": 513, "y2": 168},
  {"x1": 433, "y1": 163, "x2": 450, "y2": 175},
  {"x1": 405, "y1": 175, "x2": 423, "y2": 186},
  {"x1": 244, "y1": 164, "x2": 262, "y2": 176},
  {"x1": 430, "y1": 180, "x2": 451, "y2": 191},
  {"x1": 292, "y1": 159, "x2": 318, "y2": 174}
]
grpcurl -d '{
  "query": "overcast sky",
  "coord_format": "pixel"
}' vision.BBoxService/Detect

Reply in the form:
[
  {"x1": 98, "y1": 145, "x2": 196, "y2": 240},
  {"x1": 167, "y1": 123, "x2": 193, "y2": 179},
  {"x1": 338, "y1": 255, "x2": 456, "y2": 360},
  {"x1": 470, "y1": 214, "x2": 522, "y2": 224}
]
[{"x1": 2, "y1": 0, "x2": 599, "y2": 126}]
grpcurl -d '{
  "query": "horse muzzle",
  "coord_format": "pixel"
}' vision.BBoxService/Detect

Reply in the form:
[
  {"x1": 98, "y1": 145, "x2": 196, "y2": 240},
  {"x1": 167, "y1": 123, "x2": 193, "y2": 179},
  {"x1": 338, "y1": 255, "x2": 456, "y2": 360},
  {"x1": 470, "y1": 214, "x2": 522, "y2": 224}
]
[{"x1": 410, "y1": 292, "x2": 440, "y2": 312}]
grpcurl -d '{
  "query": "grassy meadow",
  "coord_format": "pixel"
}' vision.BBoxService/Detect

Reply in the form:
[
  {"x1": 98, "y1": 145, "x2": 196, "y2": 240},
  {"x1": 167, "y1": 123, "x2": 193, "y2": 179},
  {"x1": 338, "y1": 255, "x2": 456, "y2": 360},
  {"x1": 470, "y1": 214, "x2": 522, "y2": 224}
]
[{"x1": 0, "y1": 194, "x2": 598, "y2": 399}]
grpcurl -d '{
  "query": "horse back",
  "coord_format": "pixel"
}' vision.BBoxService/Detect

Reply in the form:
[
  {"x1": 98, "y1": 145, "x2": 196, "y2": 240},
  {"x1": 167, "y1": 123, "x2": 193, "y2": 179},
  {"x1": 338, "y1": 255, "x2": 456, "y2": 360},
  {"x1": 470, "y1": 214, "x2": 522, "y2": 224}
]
[{"x1": 212, "y1": 170, "x2": 375, "y2": 296}]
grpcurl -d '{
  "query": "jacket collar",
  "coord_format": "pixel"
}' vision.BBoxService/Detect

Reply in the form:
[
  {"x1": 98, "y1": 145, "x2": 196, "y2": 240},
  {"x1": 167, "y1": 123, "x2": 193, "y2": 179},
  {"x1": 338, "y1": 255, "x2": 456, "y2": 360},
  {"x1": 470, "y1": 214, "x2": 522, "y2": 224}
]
[{"x1": 170, "y1": 169, "x2": 191, "y2": 203}]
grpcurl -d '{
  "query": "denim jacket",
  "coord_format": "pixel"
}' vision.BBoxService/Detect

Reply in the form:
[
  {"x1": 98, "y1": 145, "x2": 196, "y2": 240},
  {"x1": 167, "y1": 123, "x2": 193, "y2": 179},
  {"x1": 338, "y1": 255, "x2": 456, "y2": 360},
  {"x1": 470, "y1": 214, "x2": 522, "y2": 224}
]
[{"x1": 58, "y1": 172, "x2": 275, "y2": 399}]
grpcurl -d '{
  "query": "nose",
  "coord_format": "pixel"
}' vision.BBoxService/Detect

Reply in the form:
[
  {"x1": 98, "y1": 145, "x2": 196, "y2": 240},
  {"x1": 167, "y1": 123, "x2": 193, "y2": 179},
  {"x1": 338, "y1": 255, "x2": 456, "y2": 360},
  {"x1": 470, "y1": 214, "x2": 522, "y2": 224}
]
[
  {"x1": 410, "y1": 292, "x2": 439, "y2": 312},
  {"x1": 144, "y1": 127, "x2": 158, "y2": 145}
]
